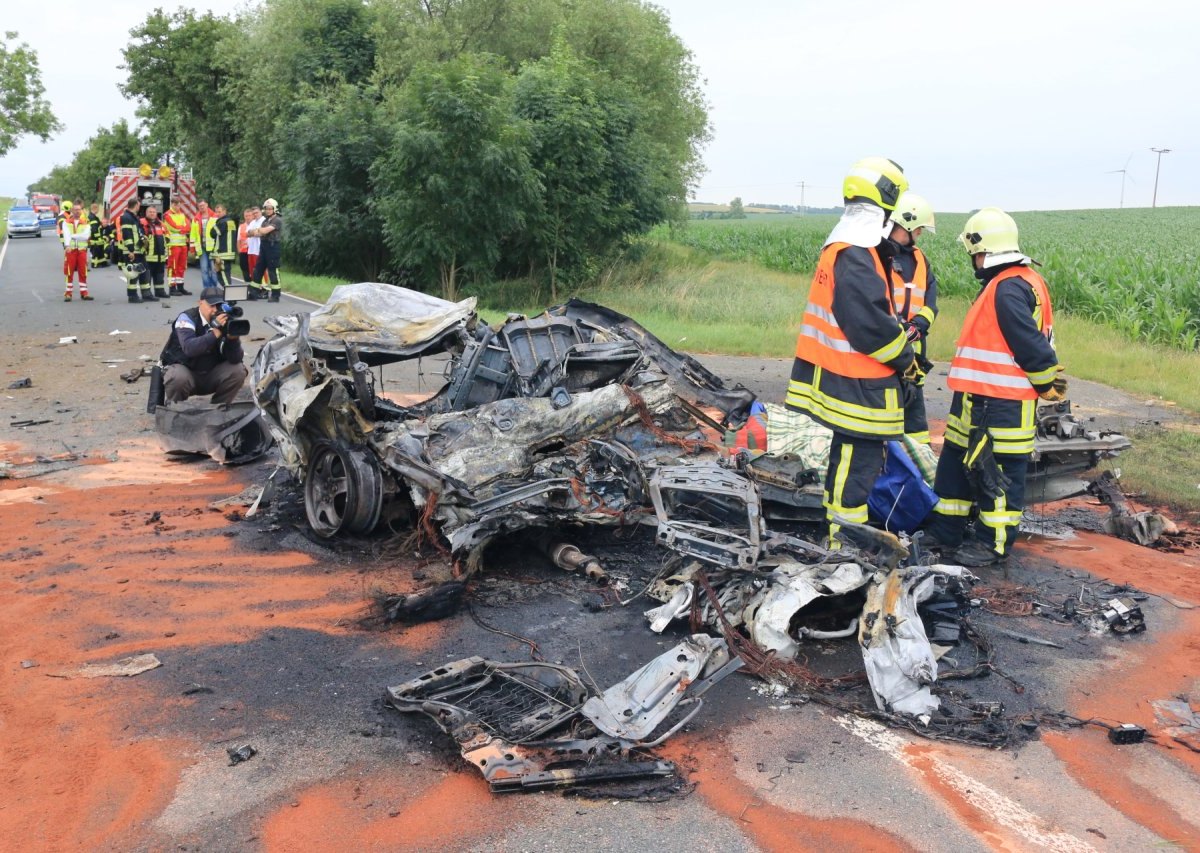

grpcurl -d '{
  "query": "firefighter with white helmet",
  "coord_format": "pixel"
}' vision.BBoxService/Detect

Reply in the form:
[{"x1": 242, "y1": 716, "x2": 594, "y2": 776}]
[
  {"x1": 886, "y1": 191, "x2": 939, "y2": 444},
  {"x1": 785, "y1": 157, "x2": 921, "y2": 548},
  {"x1": 924, "y1": 207, "x2": 1065, "y2": 567}
]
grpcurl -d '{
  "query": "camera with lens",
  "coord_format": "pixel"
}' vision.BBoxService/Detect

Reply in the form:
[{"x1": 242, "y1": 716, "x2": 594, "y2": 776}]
[{"x1": 214, "y1": 302, "x2": 250, "y2": 337}]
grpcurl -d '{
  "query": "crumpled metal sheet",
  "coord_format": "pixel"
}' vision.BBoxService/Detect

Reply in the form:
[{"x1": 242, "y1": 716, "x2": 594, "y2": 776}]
[
  {"x1": 154, "y1": 399, "x2": 274, "y2": 465},
  {"x1": 858, "y1": 566, "x2": 972, "y2": 721},
  {"x1": 306, "y1": 283, "x2": 476, "y2": 356},
  {"x1": 748, "y1": 561, "x2": 870, "y2": 658}
]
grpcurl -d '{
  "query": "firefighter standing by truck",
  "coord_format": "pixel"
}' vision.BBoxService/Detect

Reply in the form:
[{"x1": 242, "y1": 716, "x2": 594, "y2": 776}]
[
  {"x1": 924, "y1": 207, "x2": 1065, "y2": 567},
  {"x1": 162, "y1": 200, "x2": 191, "y2": 295},
  {"x1": 87, "y1": 203, "x2": 109, "y2": 268},
  {"x1": 141, "y1": 205, "x2": 170, "y2": 299},
  {"x1": 116, "y1": 198, "x2": 156, "y2": 303},
  {"x1": 886, "y1": 192, "x2": 939, "y2": 445},
  {"x1": 785, "y1": 157, "x2": 919, "y2": 548},
  {"x1": 60, "y1": 200, "x2": 92, "y2": 302},
  {"x1": 210, "y1": 204, "x2": 240, "y2": 288}
]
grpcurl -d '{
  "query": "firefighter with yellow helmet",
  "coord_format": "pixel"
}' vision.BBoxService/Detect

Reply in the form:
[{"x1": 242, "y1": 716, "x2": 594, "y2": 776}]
[
  {"x1": 924, "y1": 207, "x2": 1065, "y2": 567},
  {"x1": 887, "y1": 192, "x2": 939, "y2": 444},
  {"x1": 785, "y1": 157, "x2": 922, "y2": 548}
]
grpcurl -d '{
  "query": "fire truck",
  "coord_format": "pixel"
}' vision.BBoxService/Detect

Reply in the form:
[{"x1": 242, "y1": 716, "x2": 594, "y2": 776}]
[
  {"x1": 101, "y1": 164, "x2": 197, "y2": 222},
  {"x1": 29, "y1": 192, "x2": 60, "y2": 219}
]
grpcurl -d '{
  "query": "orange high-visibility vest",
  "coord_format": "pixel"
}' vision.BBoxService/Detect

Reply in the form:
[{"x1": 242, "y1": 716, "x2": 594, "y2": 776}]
[
  {"x1": 163, "y1": 210, "x2": 190, "y2": 248},
  {"x1": 948, "y1": 266, "x2": 1054, "y2": 400},
  {"x1": 794, "y1": 242, "x2": 895, "y2": 379},
  {"x1": 890, "y1": 247, "x2": 928, "y2": 322}
]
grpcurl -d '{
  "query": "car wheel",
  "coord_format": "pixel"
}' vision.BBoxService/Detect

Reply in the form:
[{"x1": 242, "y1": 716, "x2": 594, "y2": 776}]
[{"x1": 304, "y1": 440, "x2": 383, "y2": 538}]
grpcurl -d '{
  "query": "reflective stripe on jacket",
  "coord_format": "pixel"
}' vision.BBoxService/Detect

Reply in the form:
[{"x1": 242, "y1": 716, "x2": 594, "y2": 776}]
[
  {"x1": 794, "y1": 242, "x2": 902, "y2": 380},
  {"x1": 890, "y1": 247, "x2": 930, "y2": 323},
  {"x1": 948, "y1": 266, "x2": 1055, "y2": 400},
  {"x1": 142, "y1": 218, "x2": 168, "y2": 262},
  {"x1": 60, "y1": 215, "x2": 90, "y2": 249},
  {"x1": 189, "y1": 215, "x2": 216, "y2": 253},
  {"x1": 163, "y1": 210, "x2": 190, "y2": 247}
]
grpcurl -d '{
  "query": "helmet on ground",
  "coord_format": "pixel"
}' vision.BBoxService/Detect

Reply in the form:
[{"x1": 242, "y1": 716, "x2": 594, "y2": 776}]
[
  {"x1": 959, "y1": 207, "x2": 1019, "y2": 255},
  {"x1": 61, "y1": 200, "x2": 73, "y2": 212},
  {"x1": 262, "y1": 198, "x2": 278, "y2": 210},
  {"x1": 842, "y1": 157, "x2": 908, "y2": 211},
  {"x1": 123, "y1": 262, "x2": 146, "y2": 283},
  {"x1": 892, "y1": 192, "x2": 935, "y2": 234}
]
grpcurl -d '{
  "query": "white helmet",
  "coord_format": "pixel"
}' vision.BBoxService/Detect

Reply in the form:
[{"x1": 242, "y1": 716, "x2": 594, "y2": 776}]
[{"x1": 892, "y1": 192, "x2": 935, "y2": 234}]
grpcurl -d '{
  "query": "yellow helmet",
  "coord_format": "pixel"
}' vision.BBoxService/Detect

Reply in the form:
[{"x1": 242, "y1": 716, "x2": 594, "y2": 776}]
[
  {"x1": 959, "y1": 207, "x2": 1019, "y2": 255},
  {"x1": 61, "y1": 200, "x2": 73, "y2": 211},
  {"x1": 892, "y1": 192, "x2": 935, "y2": 234},
  {"x1": 842, "y1": 157, "x2": 908, "y2": 211}
]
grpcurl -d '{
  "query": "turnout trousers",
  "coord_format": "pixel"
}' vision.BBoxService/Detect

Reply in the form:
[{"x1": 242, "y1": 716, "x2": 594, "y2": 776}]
[{"x1": 824, "y1": 433, "x2": 887, "y2": 548}]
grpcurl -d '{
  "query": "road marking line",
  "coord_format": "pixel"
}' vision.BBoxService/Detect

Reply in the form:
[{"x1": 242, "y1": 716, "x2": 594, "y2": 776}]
[
  {"x1": 0, "y1": 235, "x2": 8, "y2": 272},
  {"x1": 231, "y1": 275, "x2": 322, "y2": 306},
  {"x1": 30, "y1": 289, "x2": 43, "y2": 303},
  {"x1": 835, "y1": 715, "x2": 1097, "y2": 853}
]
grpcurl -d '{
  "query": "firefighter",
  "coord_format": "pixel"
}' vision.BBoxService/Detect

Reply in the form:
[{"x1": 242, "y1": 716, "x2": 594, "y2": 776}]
[
  {"x1": 210, "y1": 204, "x2": 240, "y2": 288},
  {"x1": 924, "y1": 208, "x2": 1065, "y2": 567},
  {"x1": 60, "y1": 200, "x2": 92, "y2": 302},
  {"x1": 141, "y1": 205, "x2": 170, "y2": 299},
  {"x1": 887, "y1": 192, "x2": 939, "y2": 444},
  {"x1": 162, "y1": 200, "x2": 191, "y2": 295},
  {"x1": 87, "y1": 203, "x2": 109, "y2": 268},
  {"x1": 248, "y1": 198, "x2": 282, "y2": 301},
  {"x1": 116, "y1": 198, "x2": 154, "y2": 303},
  {"x1": 785, "y1": 157, "x2": 919, "y2": 548},
  {"x1": 55, "y1": 199, "x2": 72, "y2": 241}
]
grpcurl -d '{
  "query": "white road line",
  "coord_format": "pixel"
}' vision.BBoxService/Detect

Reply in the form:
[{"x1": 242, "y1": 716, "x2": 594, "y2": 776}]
[
  {"x1": 0, "y1": 235, "x2": 8, "y2": 273},
  {"x1": 230, "y1": 275, "x2": 322, "y2": 306},
  {"x1": 30, "y1": 289, "x2": 43, "y2": 303},
  {"x1": 835, "y1": 716, "x2": 1097, "y2": 853}
]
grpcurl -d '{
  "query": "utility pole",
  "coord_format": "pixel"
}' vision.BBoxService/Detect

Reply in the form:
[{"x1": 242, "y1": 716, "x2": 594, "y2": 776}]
[
  {"x1": 795, "y1": 181, "x2": 807, "y2": 214},
  {"x1": 1150, "y1": 147, "x2": 1171, "y2": 208}
]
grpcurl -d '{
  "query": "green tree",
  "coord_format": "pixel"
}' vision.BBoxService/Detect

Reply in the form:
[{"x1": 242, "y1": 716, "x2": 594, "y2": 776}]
[
  {"x1": 728, "y1": 197, "x2": 745, "y2": 218},
  {"x1": 29, "y1": 120, "x2": 161, "y2": 202},
  {"x1": 120, "y1": 10, "x2": 241, "y2": 201},
  {"x1": 0, "y1": 31, "x2": 61, "y2": 156},
  {"x1": 276, "y1": 84, "x2": 389, "y2": 281},
  {"x1": 372, "y1": 54, "x2": 538, "y2": 300}
]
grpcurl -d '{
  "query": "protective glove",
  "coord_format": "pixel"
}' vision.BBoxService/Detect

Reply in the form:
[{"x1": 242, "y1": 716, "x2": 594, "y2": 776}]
[
  {"x1": 904, "y1": 321, "x2": 924, "y2": 343},
  {"x1": 963, "y1": 430, "x2": 1012, "y2": 499},
  {"x1": 1038, "y1": 365, "x2": 1068, "y2": 402},
  {"x1": 900, "y1": 357, "x2": 926, "y2": 387}
]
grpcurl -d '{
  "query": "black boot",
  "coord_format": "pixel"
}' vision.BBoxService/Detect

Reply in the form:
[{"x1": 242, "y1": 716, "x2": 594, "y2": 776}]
[
  {"x1": 268, "y1": 290, "x2": 281, "y2": 303},
  {"x1": 141, "y1": 289, "x2": 159, "y2": 302},
  {"x1": 128, "y1": 290, "x2": 142, "y2": 304},
  {"x1": 246, "y1": 287, "x2": 261, "y2": 301},
  {"x1": 155, "y1": 287, "x2": 170, "y2": 299},
  {"x1": 176, "y1": 285, "x2": 193, "y2": 296}
]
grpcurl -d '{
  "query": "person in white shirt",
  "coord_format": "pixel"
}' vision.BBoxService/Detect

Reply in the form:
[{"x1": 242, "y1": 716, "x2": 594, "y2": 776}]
[{"x1": 246, "y1": 206, "x2": 263, "y2": 297}]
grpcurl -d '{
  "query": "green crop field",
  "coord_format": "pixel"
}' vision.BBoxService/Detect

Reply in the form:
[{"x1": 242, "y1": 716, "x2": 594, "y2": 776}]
[{"x1": 659, "y1": 207, "x2": 1200, "y2": 350}]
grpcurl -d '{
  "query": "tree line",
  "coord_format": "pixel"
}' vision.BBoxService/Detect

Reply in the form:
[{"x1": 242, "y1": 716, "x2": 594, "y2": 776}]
[{"x1": 31, "y1": 0, "x2": 710, "y2": 301}]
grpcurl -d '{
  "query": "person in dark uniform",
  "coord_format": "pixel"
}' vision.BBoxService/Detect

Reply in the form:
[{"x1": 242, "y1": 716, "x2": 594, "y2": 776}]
[
  {"x1": 141, "y1": 205, "x2": 170, "y2": 299},
  {"x1": 886, "y1": 192, "x2": 939, "y2": 445},
  {"x1": 160, "y1": 286, "x2": 248, "y2": 404},
  {"x1": 248, "y1": 198, "x2": 283, "y2": 301},
  {"x1": 924, "y1": 207, "x2": 1064, "y2": 567},
  {"x1": 785, "y1": 157, "x2": 921, "y2": 548},
  {"x1": 116, "y1": 198, "x2": 155, "y2": 303}
]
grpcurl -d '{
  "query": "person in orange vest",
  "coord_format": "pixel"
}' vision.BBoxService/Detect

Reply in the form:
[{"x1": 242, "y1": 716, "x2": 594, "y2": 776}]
[
  {"x1": 236, "y1": 208, "x2": 252, "y2": 282},
  {"x1": 162, "y1": 200, "x2": 191, "y2": 297},
  {"x1": 785, "y1": 157, "x2": 921, "y2": 548},
  {"x1": 924, "y1": 208, "x2": 1065, "y2": 567},
  {"x1": 60, "y1": 199, "x2": 93, "y2": 301},
  {"x1": 886, "y1": 192, "x2": 939, "y2": 445}
]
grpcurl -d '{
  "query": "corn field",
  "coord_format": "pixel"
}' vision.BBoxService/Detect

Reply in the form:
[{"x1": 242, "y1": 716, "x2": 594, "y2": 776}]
[{"x1": 661, "y1": 208, "x2": 1200, "y2": 349}]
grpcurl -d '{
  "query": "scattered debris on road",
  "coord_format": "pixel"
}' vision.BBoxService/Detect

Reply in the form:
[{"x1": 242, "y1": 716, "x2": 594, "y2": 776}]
[
  {"x1": 56, "y1": 653, "x2": 163, "y2": 679},
  {"x1": 1087, "y1": 470, "x2": 1177, "y2": 547},
  {"x1": 7, "y1": 377, "x2": 31, "y2": 389},
  {"x1": 386, "y1": 634, "x2": 741, "y2": 792},
  {"x1": 226, "y1": 745, "x2": 257, "y2": 766},
  {"x1": 155, "y1": 400, "x2": 274, "y2": 465}
]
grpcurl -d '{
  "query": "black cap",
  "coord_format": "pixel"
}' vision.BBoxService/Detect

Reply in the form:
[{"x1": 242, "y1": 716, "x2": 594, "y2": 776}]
[{"x1": 200, "y1": 286, "x2": 224, "y2": 304}]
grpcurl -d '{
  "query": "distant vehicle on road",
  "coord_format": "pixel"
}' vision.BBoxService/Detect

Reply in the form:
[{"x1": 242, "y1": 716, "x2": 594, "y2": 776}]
[
  {"x1": 6, "y1": 205, "x2": 42, "y2": 238},
  {"x1": 29, "y1": 192, "x2": 60, "y2": 217}
]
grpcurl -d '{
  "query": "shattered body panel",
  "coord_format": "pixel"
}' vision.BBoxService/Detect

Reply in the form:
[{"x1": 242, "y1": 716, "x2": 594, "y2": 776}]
[
  {"x1": 154, "y1": 399, "x2": 274, "y2": 465},
  {"x1": 386, "y1": 636, "x2": 739, "y2": 792}
]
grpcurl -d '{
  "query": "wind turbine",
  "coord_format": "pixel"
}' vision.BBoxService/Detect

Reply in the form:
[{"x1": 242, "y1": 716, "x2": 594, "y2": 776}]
[{"x1": 1105, "y1": 153, "x2": 1134, "y2": 208}]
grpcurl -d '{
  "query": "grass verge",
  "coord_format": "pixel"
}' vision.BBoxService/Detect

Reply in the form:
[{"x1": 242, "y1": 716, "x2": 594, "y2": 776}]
[{"x1": 1114, "y1": 425, "x2": 1200, "y2": 519}]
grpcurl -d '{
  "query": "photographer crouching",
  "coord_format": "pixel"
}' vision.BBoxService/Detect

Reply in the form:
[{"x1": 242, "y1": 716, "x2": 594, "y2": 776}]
[{"x1": 160, "y1": 286, "x2": 249, "y2": 404}]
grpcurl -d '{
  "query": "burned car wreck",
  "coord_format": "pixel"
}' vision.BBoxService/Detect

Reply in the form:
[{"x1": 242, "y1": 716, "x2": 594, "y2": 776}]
[{"x1": 252, "y1": 284, "x2": 1141, "y2": 767}]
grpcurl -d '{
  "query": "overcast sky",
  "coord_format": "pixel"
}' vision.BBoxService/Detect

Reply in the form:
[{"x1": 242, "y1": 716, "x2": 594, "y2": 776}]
[{"x1": 3, "y1": 0, "x2": 1196, "y2": 211}]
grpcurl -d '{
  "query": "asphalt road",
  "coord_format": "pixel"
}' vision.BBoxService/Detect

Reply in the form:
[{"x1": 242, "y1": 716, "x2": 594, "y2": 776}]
[{"x1": 3, "y1": 230, "x2": 1199, "y2": 851}]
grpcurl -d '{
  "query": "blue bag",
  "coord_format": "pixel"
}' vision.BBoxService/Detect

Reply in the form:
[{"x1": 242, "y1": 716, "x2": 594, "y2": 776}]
[{"x1": 868, "y1": 441, "x2": 939, "y2": 533}]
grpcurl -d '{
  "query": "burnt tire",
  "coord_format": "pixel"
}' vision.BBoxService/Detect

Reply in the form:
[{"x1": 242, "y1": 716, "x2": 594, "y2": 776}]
[{"x1": 304, "y1": 440, "x2": 383, "y2": 538}]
